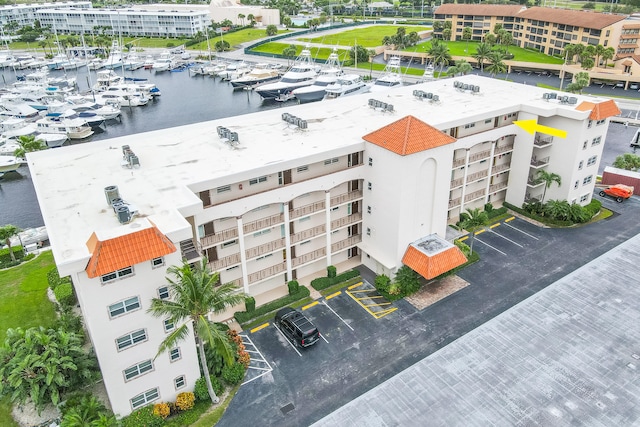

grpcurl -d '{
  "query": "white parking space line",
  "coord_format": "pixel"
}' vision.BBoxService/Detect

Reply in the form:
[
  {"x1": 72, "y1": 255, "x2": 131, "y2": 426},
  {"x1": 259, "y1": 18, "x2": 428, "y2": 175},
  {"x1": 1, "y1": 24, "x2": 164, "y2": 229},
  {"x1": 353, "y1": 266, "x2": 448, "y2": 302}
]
[
  {"x1": 475, "y1": 237, "x2": 508, "y2": 255},
  {"x1": 321, "y1": 300, "x2": 354, "y2": 331},
  {"x1": 273, "y1": 324, "x2": 302, "y2": 357},
  {"x1": 503, "y1": 222, "x2": 539, "y2": 240},
  {"x1": 320, "y1": 334, "x2": 329, "y2": 343},
  {"x1": 489, "y1": 229, "x2": 524, "y2": 247},
  {"x1": 240, "y1": 334, "x2": 274, "y2": 385}
]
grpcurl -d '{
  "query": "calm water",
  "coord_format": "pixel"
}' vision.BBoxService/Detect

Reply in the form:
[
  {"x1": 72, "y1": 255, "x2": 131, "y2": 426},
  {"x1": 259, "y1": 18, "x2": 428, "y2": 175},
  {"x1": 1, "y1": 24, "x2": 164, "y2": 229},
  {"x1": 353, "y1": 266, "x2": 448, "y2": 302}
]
[{"x1": 0, "y1": 65, "x2": 290, "y2": 229}]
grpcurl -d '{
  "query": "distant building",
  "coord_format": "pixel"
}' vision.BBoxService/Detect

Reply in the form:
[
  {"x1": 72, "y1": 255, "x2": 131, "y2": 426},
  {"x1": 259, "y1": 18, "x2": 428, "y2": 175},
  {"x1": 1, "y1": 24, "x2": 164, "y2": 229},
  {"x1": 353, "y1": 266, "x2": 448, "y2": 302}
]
[
  {"x1": 29, "y1": 76, "x2": 619, "y2": 417},
  {"x1": 0, "y1": 2, "x2": 92, "y2": 28},
  {"x1": 209, "y1": 0, "x2": 280, "y2": 27}
]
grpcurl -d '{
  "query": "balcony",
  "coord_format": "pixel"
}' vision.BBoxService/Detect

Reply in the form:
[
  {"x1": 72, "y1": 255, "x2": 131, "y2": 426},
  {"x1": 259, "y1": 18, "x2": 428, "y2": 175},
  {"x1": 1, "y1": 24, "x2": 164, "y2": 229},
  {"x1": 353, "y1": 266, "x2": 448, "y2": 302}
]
[
  {"x1": 330, "y1": 189, "x2": 363, "y2": 207},
  {"x1": 209, "y1": 252, "x2": 241, "y2": 270},
  {"x1": 243, "y1": 213, "x2": 284, "y2": 234},
  {"x1": 292, "y1": 247, "x2": 327, "y2": 268},
  {"x1": 245, "y1": 238, "x2": 286, "y2": 259},
  {"x1": 450, "y1": 177, "x2": 464, "y2": 188},
  {"x1": 489, "y1": 181, "x2": 508, "y2": 194},
  {"x1": 331, "y1": 234, "x2": 362, "y2": 253},
  {"x1": 201, "y1": 227, "x2": 238, "y2": 248},
  {"x1": 464, "y1": 188, "x2": 486, "y2": 203},
  {"x1": 330, "y1": 212, "x2": 363, "y2": 230},
  {"x1": 525, "y1": 192, "x2": 543, "y2": 203},
  {"x1": 530, "y1": 156, "x2": 550, "y2": 168},
  {"x1": 534, "y1": 135, "x2": 553, "y2": 147},
  {"x1": 180, "y1": 239, "x2": 201, "y2": 261},
  {"x1": 495, "y1": 142, "x2": 514, "y2": 154},
  {"x1": 290, "y1": 200, "x2": 325, "y2": 220},
  {"x1": 527, "y1": 176, "x2": 544, "y2": 187},
  {"x1": 448, "y1": 197, "x2": 461, "y2": 209},
  {"x1": 466, "y1": 170, "x2": 488, "y2": 183},
  {"x1": 228, "y1": 277, "x2": 243, "y2": 288},
  {"x1": 291, "y1": 225, "x2": 326, "y2": 244},
  {"x1": 248, "y1": 262, "x2": 286, "y2": 284},
  {"x1": 452, "y1": 157, "x2": 466, "y2": 168},
  {"x1": 492, "y1": 163, "x2": 510, "y2": 175},
  {"x1": 468, "y1": 149, "x2": 491, "y2": 164}
]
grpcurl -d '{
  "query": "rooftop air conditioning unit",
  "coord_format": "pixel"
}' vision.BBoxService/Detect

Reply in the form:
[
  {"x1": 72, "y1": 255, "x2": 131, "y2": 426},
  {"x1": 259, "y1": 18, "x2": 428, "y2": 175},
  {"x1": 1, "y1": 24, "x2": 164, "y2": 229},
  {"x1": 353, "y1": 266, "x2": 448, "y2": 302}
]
[
  {"x1": 104, "y1": 185, "x2": 120, "y2": 206},
  {"x1": 116, "y1": 206, "x2": 132, "y2": 224}
]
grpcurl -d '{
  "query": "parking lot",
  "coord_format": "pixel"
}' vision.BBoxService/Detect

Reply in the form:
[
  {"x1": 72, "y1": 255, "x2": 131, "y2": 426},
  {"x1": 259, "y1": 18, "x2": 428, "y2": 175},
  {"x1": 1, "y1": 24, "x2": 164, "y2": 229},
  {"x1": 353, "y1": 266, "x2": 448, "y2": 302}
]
[{"x1": 460, "y1": 216, "x2": 541, "y2": 256}]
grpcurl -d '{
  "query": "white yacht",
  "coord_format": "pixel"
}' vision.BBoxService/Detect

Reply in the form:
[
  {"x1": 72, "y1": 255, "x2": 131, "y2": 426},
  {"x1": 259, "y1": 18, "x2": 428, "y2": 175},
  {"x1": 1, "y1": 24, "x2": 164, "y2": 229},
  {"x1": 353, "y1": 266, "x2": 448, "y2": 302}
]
[
  {"x1": 87, "y1": 58, "x2": 105, "y2": 70},
  {"x1": 152, "y1": 51, "x2": 176, "y2": 72},
  {"x1": 255, "y1": 47, "x2": 319, "y2": 100},
  {"x1": 324, "y1": 74, "x2": 372, "y2": 99},
  {"x1": 292, "y1": 49, "x2": 344, "y2": 103},
  {"x1": 0, "y1": 118, "x2": 37, "y2": 139},
  {"x1": 104, "y1": 41, "x2": 124, "y2": 70},
  {"x1": 370, "y1": 56, "x2": 404, "y2": 93},
  {"x1": 230, "y1": 63, "x2": 281, "y2": 89},
  {"x1": 91, "y1": 91, "x2": 150, "y2": 108},
  {"x1": 35, "y1": 132, "x2": 68, "y2": 148},
  {"x1": 0, "y1": 137, "x2": 20, "y2": 155},
  {"x1": 0, "y1": 50, "x2": 16, "y2": 68},
  {"x1": 123, "y1": 53, "x2": 145, "y2": 71},
  {"x1": 0, "y1": 156, "x2": 20, "y2": 175},
  {"x1": 35, "y1": 115, "x2": 94, "y2": 140},
  {"x1": 218, "y1": 61, "x2": 251, "y2": 81}
]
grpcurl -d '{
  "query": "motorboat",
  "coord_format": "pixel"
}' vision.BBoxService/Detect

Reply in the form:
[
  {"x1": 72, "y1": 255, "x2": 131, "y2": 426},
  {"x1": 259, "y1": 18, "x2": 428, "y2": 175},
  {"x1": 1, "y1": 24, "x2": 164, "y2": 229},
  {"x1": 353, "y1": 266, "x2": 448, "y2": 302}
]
[
  {"x1": 65, "y1": 97, "x2": 121, "y2": 120},
  {"x1": 104, "y1": 41, "x2": 124, "y2": 69},
  {"x1": 0, "y1": 156, "x2": 21, "y2": 175},
  {"x1": 0, "y1": 101, "x2": 40, "y2": 120},
  {"x1": 35, "y1": 115, "x2": 94, "y2": 140},
  {"x1": 0, "y1": 50, "x2": 16, "y2": 68},
  {"x1": 230, "y1": 63, "x2": 281, "y2": 89},
  {"x1": 324, "y1": 74, "x2": 372, "y2": 99},
  {"x1": 47, "y1": 53, "x2": 68, "y2": 70},
  {"x1": 0, "y1": 137, "x2": 20, "y2": 155},
  {"x1": 123, "y1": 53, "x2": 145, "y2": 71},
  {"x1": 60, "y1": 57, "x2": 87, "y2": 71},
  {"x1": 292, "y1": 49, "x2": 343, "y2": 103},
  {"x1": 35, "y1": 132, "x2": 68, "y2": 148},
  {"x1": 91, "y1": 91, "x2": 150, "y2": 108},
  {"x1": 370, "y1": 56, "x2": 404, "y2": 93},
  {"x1": 420, "y1": 62, "x2": 435, "y2": 83},
  {"x1": 87, "y1": 58, "x2": 105, "y2": 70},
  {"x1": 255, "y1": 46, "x2": 320, "y2": 100},
  {"x1": 152, "y1": 51, "x2": 176, "y2": 72},
  {"x1": 143, "y1": 55, "x2": 154, "y2": 69},
  {"x1": 218, "y1": 61, "x2": 250, "y2": 81},
  {"x1": 207, "y1": 61, "x2": 229, "y2": 77},
  {"x1": 0, "y1": 117, "x2": 37, "y2": 138}
]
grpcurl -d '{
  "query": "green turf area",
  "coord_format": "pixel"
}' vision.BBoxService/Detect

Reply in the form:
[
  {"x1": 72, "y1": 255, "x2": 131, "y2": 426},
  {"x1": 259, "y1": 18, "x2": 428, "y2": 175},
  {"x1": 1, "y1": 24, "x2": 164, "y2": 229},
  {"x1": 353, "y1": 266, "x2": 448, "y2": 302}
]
[
  {"x1": 407, "y1": 41, "x2": 564, "y2": 64},
  {"x1": 250, "y1": 42, "x2": 351, "y2": 61},
  {"x1": 298, "y1": 25, "x2": 430, "y2": 47}
]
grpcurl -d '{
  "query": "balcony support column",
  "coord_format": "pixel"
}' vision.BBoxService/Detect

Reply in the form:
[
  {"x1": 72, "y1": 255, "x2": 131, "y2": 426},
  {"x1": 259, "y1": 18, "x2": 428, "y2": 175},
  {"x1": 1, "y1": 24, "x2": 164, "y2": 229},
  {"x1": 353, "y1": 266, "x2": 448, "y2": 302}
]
[
  {"x1": 236, "y1": 216, "x2": 249, "y2": 294},
  {"x1": 459, "y1": 148, "x2": 471, "y2": 213},
  {"x1": 283, "y1": 202, "x2": 293, "y2": 281},
  {"x1": 325, "y1": 191, "x2": 332, "y2": 267},
  {"x1": 484, "y1": 140, "x2": 497, "y2": 204}
]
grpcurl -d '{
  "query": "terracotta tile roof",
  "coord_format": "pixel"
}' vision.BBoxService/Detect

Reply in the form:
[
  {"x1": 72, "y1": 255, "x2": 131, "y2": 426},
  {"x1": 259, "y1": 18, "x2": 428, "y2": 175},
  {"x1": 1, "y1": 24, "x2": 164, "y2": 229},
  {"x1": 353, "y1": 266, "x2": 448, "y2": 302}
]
[
  {"x1": 362, "y1": 115, "x2": 456, "y2": 156},
  {"x1": 622, "y1": 23, "x2": 640, "y2": 29},
  {"x1": 518, "y1": 7, "x2": 626, "y2": 29},
  {"x1": 434, "y1": 4, "x2": 524, "y2": 17},
  {"x1": 401, "y1": 235, "x2": 467, "y2": 280},
  {"x1": 575, "y1": 99, "x2": 621, "y2": 120},
  {"x1": 85, "y1": 226, "x2": 177, "y2": 278}
]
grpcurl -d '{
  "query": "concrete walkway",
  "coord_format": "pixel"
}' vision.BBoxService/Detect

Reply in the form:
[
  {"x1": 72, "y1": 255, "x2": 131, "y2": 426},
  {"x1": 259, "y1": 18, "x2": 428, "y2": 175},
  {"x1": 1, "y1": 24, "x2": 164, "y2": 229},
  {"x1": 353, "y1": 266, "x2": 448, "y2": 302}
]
[{"x1": 312, "y1": 233, "x2": 640, "y2": 426}]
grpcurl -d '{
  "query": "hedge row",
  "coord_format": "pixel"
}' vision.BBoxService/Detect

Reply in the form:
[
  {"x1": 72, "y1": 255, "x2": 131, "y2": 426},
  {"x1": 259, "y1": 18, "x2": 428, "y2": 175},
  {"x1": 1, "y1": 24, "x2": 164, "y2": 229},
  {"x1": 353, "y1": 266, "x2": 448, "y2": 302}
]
[
  {"x1": 310, "y1": 269, "x2": 360, "y2": 291},
  {"x1": 503, "y1": 202, "x2": 573, "y2": 227},
  {"x1": 485, "y1": 206, "x2": 508, "y2": 220},
  {"x1": 48, "y1": 267, "x2": 72, "y2": 290},
  {"x1": 234, "y1": 287, "x2": 310, "y2": 325},
  {"x1": 0, "y1": 246, "x2": 24, "y2": 264}
]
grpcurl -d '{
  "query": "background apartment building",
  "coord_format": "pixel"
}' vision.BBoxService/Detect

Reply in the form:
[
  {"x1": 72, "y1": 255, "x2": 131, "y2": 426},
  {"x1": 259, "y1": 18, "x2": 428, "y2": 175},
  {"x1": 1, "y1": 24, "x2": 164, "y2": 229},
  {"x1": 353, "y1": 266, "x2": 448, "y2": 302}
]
[
  {"x1": 29, "y1": 76, "x2": 618, "y2": 416},
  {"x1": 0, "y1": 2, "x2": 91, "y2": 28}
]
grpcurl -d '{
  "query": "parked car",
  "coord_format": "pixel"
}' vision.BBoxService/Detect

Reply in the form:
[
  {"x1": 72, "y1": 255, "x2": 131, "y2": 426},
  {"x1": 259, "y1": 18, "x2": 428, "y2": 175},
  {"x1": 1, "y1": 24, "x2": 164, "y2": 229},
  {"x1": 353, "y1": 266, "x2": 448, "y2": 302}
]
[
  {"x1": 598, "y1": 184, "x2": 634, "y2": 202},
  {"x1": 274, "y1": 307, "x2": 320, "y2": 348},
  {"x1": 631, "y1": 83, "x2": 639, "y2": 91},
  {"x1": 615, "y1": 81, "x2": 625, "y2": 89}
]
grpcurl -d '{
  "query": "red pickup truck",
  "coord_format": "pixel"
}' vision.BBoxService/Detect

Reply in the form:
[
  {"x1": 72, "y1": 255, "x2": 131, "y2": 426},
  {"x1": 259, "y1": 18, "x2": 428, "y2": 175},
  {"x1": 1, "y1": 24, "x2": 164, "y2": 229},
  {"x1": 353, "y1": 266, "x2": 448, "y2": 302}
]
[{"x1": 599, "y1": 184, "x2": 634, "y2": 203}]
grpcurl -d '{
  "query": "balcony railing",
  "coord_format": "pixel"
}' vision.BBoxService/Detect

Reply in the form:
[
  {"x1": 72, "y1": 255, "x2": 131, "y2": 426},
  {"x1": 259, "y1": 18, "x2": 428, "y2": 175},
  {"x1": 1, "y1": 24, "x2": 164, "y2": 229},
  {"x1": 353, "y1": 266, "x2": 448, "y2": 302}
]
[
  {"x1": 180, "y1": 239, "x2": 201, "y2": 261},
  {"x1": 245, "y1": 238, "x2": 286, "y2": 259},
  {"x1": 467, "y1": 170, "x2": 488, "y2": 183},
  {"x1": 228, "y1": 277, "x2": 243, "y2": 288},
  {"x1": 243, "y1": 213, "x2": 284, "y2": 234},
  {"x1": 534, "y1": 135, "x2": 553, "y2": 147},
  {"x1": 489, "y1": 181, "x2": 508, "y2": 194},
  {"x1": 331, "y1": 234, "x2": 362, "y2": 253},
  {"x1": 464, "y1": 188, "x2": 486, "y2": 203},
  {"x1": 448, "y1": 197, "x2": 461, "y2": 209},
  {"x1": 525, "y1": 192, "x2": 543, "y2": 203},
  {"x1": 469, "y1": 149, "x2": 491, "y2": 163},
  {"x1": 291, "y1": 224, "x2": 326, "y2": 244},
  {"x1": 248, "y1": 262, "x2": 286, "y2": 284},
  {"x1": 209, "y1": 252, "x2": 242, "y2": 270},
  {"x1": 450, "y1": 177, "x2": 464, "y2": 188},
  {"x1": 290, "y1": 200, "x2": 325, "y2": 219},
  {"x1": 330, "y1": 189, "x2": 363, "y2": 207},
  {"x1": 494, "y1": 143, "x2": 514, "y2": 154},
  {"x1": 527, "y1": 177, "x2": 544, "y2": 187},
  {"x1": 452, "y1": 157, "x2": 466, "y2": 168},
  {"x1": 200, "y1": 227, "x2": 238, "y2": 248},
  {"x1": 292, "y1": 247, "x2": 327, "y2": 268},
  {"x1": 492, "y1": 163, "x2": 510, "y2": 175},
  {"x1": 530, "y1": 156, "x2": 550, "y2": 167},
  {"x1": 330, "y1": 212, "x2": 363, "y2": 230}
]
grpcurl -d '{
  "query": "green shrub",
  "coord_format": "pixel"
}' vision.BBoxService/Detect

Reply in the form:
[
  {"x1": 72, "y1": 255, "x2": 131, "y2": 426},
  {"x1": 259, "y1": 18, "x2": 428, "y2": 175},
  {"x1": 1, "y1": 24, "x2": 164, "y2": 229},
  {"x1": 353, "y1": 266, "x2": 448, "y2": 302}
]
[
  {"x1": 583, "y1": 199, "x2": 602, "y2": 220},
  {"x1": 54, "y1": 307, "x2": 84, "y2": 336},
  {"x1": 54, "y1": 282, "x2": 76, "y2": 307},
  {"x1": 287, "y1": 280, "x2": 299, "y2": 295},
  {"x1": 194, "y1": 375, "x2": 225, "y2": 401},
  {"x1": 311, "y1": 269, "x2": 360, "y2": 291},
  {"x1": 244, "y1": 296, "x2": 255, "y2": 312},
  {"x1": 0, "y1": 246, "x2": 24, "y2": 264},
  {"x1": 234, "y1": 287, "x2": 310, "y2": 324},
  {"x1": 374, "y1": 274, "x2": 391, "y2": 293},
  {"x1": 484, "y1": 203, "x2": 494, "y2": 212},
  {"x1": 121, "y1": 405, "x2": 163, "y2": 427},
  {"x1": 455, "y1": 239, "x2": 471, "y2": 258},
  {"x1": 47, "y1": 267, "x2": 71, "y2": 290},
  {"x1": 23, "y1": 253, "x2": 35, "y2": 261},
  {"x1": 221, "y1": 362, "x2": 246, "y2": 385},
  {"x1": 327, "y1": 265, "x2": 336, "y2": 278},
  {"x1": 485, "y1": 206, "x2": 507, "y2": 219}
]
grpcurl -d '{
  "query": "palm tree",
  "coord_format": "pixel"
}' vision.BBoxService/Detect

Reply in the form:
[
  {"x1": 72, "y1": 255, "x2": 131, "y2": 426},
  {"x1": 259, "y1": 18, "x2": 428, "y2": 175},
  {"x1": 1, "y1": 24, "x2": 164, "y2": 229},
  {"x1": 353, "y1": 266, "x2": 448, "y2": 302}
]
[
  {"x1": 0, "y1": 224, "x2": 21, "y2": 262},
  {"x1": 428, "y1": 39, "x2": 451, "y2": 76},
  {"x1": 447, "y1": 59, "x2": 473, "y2": 76},
  {"x1": 486, "y1": 51, "x2": 507, "y2": 78},
  {"x1": 594, "y1": 44, "x2": 605, "y2": 67},
  {"x1": 473, "y1": 42, "x2": 492, "y2": 72},
  {"x1": 462, "y1": 26, "x2": 472, "y2": 53},
  {"x1": 147, "y1": 259, "x2": 244, "y2": 404},
  {"x1": 237, "y1": 13, "x2": 245, "y2": 26},
  {"x1": 14, "y1": 135, "x2": 46, "y2": 159},
  {"x1": 602, "y1": 47, "x2": 615, "y2": 68},
  {"x1": 500, "y1": 30, "x2": 513, "y2": 55},
  {"x1": 459, "y1": 208, "x2": 488, "y2": 253},
  {"x1": 535, "y1": 169, "x2": 562, "y2": 203},
  {"x1": 484, "y1": 33, "x2": 496, "y2": 46}
]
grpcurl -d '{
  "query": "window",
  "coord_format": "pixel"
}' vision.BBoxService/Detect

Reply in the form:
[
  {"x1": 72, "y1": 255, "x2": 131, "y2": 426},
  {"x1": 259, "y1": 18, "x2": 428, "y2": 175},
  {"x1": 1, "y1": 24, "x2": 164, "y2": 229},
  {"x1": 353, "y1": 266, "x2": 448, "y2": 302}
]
[
  {"x1": 151, "y1": 257, "x2": 164, "y2": 268},
  {"x1": 484, "y1": 119, "x2": 492, "y2": 124},
  {"x1": 582, "y1": 140, "x2": 588, "y2": 150},
  {"x1": 366, "y1": 228, "x2": 371, "y2": 236},
  {"x1": 596, "y1": 119, "x2": 606, "y2": 126},
  {"x1": 109, "y1": 296, "x2": 140, "y2": 318},
  {"x1": 164, "y1": 318, "x2": 175, "y2": 332},
  {"x1": 217, "y1": 185, "x2": 231, "y2": 193},
  {"x1": 583, "y1": 175, "x2": 593, "y2": 185},
  {"x1": 587, "y1": 155, "x2": 597, "y2": 166},
  {"x1": 367, "y1": 206, "x2": 371, "y2": 214},
  {"x1": 592, "y1": 136, "x2": 602, "y2": 146},
  {"x1": 297, "y1": 165, "x2": 309, "y2": 173},
  {"x1": 299, "y1": 216, "x2": 311, "y2": 222},
  {"x1": 124, "y1": 360, "x2": 153, "y2": 381},
  {"x1": 175, "y1": 375, "x2": 186, "y2": 390},
  {"x1": 300, "y1": 240, "x2": 311, "y2": 245},
  {"x1": 368, "y1": 157, "x2": 373, "y2": 166},
  {"x1": 367, "y1": 182, "x2": 372, "y2": 190},
  {"x1": 131, "y1": 388, "x2": 159, "y2": 409},
  {"x1": 574, "y1": 180, "x2": 579, "y2": 189},
  {"x1": 101, "y1": 266, "x2": 134, "y2": 284},
  {"x1": 226, "y1": 265, "x2": 239, "y2": 271},
  {"x1": 464, "y1": 123, "x2": 475, "y2": 129},
  {"x1": 116, "y1": 329, "x2": 147, "y2": 351},
  {"x1": 580, "y1": 194, "x2": 589, "y2": 203},
  {"x1": 253, "y1": 229, "x2": 271, "y2": 237},
  {"x1": 157, "y1": 286, "x2": 170, "y2": 300},
  {"x1": 256, "y1": 253, "x2": 274, "y2": 259},
  {"x1": 170, "y1": 347, "x2": 181, "y2": 362},
  {"x1": 249, "y1": 176, "x2": 267, "y2": 185},
  {"x1": 324, "y1": 158, "x2": 339, "y2": 165},
  {"x1": 578, "y1": 161, "x2": 583, "y2": 170},
  {"x1": 587, "y1": 120, "x2": 592, "y2": 128},
  {"x1": 221, "y1": 239, "x2": 237, "y2": 248}
]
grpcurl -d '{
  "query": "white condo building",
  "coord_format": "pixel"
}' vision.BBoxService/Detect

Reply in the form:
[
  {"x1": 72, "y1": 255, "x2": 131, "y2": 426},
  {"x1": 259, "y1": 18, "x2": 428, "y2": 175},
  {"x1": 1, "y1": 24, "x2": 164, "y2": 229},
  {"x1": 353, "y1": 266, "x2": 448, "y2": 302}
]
[
  {"x1": 28, "y1": 76, "x2": 619, "y2": 416},
  {"x1": 0, "y1": 2, "x2": 91, "y2": 28}
]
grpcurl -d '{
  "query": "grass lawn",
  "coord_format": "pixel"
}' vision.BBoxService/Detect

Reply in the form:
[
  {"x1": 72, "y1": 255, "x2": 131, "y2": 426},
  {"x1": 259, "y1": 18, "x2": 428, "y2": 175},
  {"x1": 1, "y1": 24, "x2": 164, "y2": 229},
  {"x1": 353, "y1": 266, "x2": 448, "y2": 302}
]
[
  {"x1": 250, "y1": 42, "x2": 351, "y2": 61},
  {"x1": 407, "y1": 41, "x2": 564, "y2": 64},
  {"x1": 0, "y1": 249, "x2": 57, "y2": 427},
  {"x1": 298, "y1": 25, "x2": 430, "y2": 47}
]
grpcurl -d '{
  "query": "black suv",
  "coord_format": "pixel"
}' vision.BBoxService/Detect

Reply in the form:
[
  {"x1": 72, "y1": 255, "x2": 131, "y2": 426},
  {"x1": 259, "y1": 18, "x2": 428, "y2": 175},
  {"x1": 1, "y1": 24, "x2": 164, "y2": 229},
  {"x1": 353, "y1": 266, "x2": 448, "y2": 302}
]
[{"x1": 274, "y1": 307, "x2": 320, "y2": 348}]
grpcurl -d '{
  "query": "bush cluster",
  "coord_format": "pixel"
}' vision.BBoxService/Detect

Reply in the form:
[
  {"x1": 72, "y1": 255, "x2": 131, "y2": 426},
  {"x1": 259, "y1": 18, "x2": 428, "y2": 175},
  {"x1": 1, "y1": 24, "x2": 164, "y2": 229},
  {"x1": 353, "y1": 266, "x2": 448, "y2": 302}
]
[
  {"x1": 234, "y1": 287, "x2": 310, "y2": 324},
  {"x1": 287, "y1": 280, "x2": 299, "y2": 295},
  {"x1": 194, "y1": 375, "x2": 225, "y2": 401},
  {"x1": 244, "y1": 296, "x2": 255, "y2": 312},
  {"x1": 222, "y1": 362, "x2": 246, "y2": 385},
  {"x1": 506, "y1": 199, "x2": 601, "y2": 226},
  {"x1": 47, "y1": 267, "x2": 72, "y2": 290},
  {"x1": 310, "y1": 269, "x2": 360, "y2": 291},
  {"x1": 175, "y1": 392, "x2": 195, "y2": 411},
  {"x1": 327, "y1": 265, "x2": 337, "y2": 278},
  {"x1": 153, "y1": 402, "x2": 171, "y2": 419},
  {"x1": 0, "y1": 246, "x2": 24, "y2": 267},
  {"x1": 54, "y1": 282, "x2": 76, "y2": 307},
  {"x1": 122, "y1": 405, "x2": 163, "y2": 427}
]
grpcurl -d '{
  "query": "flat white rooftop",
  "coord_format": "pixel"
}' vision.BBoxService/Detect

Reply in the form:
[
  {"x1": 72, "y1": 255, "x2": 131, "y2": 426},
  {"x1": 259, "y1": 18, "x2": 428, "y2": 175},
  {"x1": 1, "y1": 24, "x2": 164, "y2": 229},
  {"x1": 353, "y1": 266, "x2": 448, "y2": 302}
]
[{"x1": 28, "y1": 76, "x2": 608, "y2": 271}]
